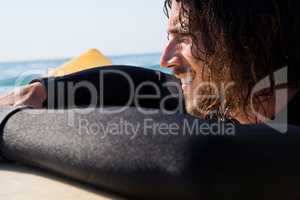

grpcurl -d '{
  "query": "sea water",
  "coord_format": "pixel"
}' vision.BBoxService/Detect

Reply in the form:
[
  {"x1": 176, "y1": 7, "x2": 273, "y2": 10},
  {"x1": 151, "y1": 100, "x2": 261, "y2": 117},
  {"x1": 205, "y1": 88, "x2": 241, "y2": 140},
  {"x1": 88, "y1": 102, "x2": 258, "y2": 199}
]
[{"x1": 0, "y1": 53, "x2": 171, "y2": 94}]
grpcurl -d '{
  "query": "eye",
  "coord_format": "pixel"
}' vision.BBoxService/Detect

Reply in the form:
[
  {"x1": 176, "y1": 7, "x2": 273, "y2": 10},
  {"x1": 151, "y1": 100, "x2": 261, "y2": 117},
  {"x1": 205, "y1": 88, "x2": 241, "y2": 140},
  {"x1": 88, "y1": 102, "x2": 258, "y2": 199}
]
[{"x1": 178, "y1": 34, "x2": 191, "y2": 43}]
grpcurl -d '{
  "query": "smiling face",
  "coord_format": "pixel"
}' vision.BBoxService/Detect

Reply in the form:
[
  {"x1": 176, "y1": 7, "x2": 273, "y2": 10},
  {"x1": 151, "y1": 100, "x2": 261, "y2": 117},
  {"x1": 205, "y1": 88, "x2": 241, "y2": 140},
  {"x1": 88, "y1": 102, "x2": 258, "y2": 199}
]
[
  {"x1": 160, "y1": 1, "x2": 207, "y2": 116},
  {"x1": 160, "y1": 0, "x2": 294, "y2": 123}
]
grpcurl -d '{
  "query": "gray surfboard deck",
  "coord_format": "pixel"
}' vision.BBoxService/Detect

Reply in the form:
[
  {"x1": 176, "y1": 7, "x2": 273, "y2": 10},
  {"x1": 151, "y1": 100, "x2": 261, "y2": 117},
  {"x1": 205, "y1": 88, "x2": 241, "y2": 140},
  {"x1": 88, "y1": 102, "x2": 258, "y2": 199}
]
[{"x1": 0, "y1": 164, "x2": 121, "y2": 200}]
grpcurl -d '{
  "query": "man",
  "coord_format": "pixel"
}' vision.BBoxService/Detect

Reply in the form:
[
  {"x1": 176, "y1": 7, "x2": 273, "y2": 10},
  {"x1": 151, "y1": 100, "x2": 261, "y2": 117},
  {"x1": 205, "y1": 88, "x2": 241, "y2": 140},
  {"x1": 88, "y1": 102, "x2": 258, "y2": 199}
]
[
  {"x1": 0, "y1": 0, "x2": 299, "y2": 126},
  {"x1": 160, "y1": 0, "x2": 300, "y2": 124},
  {"x1": 1, "y1": 1, "x2": 300, "y2": 199}
]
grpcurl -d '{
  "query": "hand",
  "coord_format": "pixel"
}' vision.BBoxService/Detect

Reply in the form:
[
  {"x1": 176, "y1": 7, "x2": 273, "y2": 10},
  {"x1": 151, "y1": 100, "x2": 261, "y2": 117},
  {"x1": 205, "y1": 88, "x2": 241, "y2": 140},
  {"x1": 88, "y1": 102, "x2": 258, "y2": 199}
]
[{"x1": 0, "y1": 82, "x2": 47, "y2": 109}]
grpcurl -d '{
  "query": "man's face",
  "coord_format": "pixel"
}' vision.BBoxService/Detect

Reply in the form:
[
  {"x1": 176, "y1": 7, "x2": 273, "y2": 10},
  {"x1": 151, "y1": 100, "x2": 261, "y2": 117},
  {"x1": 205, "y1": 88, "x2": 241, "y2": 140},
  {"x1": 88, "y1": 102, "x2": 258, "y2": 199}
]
[{"x1": 160, "y1": 0, "x2": 205, "y2": 115}]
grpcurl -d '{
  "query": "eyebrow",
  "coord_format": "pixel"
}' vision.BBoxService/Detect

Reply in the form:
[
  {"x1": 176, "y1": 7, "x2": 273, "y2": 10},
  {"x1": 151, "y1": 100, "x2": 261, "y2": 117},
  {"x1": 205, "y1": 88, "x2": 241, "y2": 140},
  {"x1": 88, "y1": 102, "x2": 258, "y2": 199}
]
[
  {"x1": 168, "y1": 26, "x2": 189, "y2": 36},
  {"x1": 168, "y1": 26, "x2": 182, "y2": 34}
]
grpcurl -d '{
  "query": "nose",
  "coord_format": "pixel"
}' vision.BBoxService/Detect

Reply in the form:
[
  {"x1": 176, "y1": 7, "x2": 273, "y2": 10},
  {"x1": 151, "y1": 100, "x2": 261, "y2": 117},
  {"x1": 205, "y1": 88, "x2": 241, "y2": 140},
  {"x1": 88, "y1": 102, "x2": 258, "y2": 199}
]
[{"x1": 160, "y1": 40, "x2": 180, "y2": 68}]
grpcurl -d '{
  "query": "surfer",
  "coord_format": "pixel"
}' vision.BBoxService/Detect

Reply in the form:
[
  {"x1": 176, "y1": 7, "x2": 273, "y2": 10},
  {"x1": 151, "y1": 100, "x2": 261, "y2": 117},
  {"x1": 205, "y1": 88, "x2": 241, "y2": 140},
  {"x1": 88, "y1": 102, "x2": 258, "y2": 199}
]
[
  {"x1": 0, "y1": 0, "x2": 299, "y2": 125},
  {"x1": 1, "y1": 1, "x2": 300, "y2": 199}
]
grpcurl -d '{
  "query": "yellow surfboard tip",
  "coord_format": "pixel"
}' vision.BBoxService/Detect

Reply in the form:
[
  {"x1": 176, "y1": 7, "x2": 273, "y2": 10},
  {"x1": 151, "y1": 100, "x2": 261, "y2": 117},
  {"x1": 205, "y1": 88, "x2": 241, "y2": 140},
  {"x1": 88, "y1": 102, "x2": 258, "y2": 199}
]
[{"x1": 49, "y1": 48, "x2": 112, "y2": 77}]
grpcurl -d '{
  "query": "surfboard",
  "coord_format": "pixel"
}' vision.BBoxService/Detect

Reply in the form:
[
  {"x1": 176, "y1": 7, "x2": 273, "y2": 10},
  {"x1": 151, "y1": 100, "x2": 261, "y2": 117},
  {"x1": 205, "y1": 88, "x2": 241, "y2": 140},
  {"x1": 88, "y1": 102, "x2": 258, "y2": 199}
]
[
  {"x1": 49, "y1": 48, "x2": 112, "y2": 77},
  {"x1": 0, "y1": 164, "x2": 120, "y2": 200},
  {"x1": 0, "y1": 49, "x2": 118, "y2": 200}
]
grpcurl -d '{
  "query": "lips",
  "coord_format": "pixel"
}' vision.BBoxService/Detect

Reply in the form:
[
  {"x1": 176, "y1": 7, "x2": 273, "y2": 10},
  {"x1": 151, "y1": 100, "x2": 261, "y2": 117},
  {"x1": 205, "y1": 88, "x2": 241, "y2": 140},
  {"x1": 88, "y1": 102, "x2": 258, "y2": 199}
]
[
  {"x1": 180, "y1": 75, "x2": 194, "y2": 90},
  {"x1": 178, "y1": 68, "x2": 195, "y2": 91}
]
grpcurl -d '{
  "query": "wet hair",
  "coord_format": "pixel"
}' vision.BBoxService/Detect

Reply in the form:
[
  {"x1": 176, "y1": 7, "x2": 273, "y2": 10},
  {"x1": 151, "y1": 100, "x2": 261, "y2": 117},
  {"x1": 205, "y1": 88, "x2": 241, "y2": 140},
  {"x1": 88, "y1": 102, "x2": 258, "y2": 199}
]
[{"x1": 164, "y1": 0, "x2": 300, "y2": 120}]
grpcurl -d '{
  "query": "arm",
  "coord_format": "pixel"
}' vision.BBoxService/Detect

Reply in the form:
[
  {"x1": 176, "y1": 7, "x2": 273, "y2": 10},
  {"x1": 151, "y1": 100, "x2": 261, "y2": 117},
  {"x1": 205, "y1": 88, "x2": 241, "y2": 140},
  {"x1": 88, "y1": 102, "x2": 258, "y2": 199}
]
[
  {"x1": 1, "y1": 107, "x2": 300, "y2": 199},
  {"x1": 0, "y1": 82, "x2": 46, "y2": 108},
  {"x1": 0, "y1": 108, "x2": 202, "y2": 199},
  {"x1": 0, "y1": 65, "x2": 184, "y2": 112},
  {"x1": 37, "y1": 65, "x2": 183, "y2": 110}
]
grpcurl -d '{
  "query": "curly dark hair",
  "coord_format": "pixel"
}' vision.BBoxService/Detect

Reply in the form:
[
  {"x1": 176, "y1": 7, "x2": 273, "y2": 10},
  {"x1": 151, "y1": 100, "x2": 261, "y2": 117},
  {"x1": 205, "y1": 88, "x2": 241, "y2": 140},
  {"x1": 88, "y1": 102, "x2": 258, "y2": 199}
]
[{"x1": 164, "y1": 0, "x2": 300, "y2": 120}]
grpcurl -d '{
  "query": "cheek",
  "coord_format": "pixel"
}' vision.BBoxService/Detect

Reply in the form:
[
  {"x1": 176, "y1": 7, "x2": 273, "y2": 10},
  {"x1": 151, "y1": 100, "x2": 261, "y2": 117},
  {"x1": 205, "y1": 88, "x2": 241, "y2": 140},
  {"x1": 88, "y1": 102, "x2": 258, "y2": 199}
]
[
  {"x1": 184, "y1": 34, "x2": 206, "y2": 61},
  {"x1": 180, "y1": 40, "x2": 205, "y2": 83},
  {"x1": 181, "y1": 42, "x2": 203, "y2": 69},
  {"x1": 190, "y1": 59, "x2": 205, "y2": 83},
  {"x1": 180, "y1": 42, "x2": 193, "y2": 58},
  {"x1": 189, "y1": 63, "x2": 206, "y2": 101}
]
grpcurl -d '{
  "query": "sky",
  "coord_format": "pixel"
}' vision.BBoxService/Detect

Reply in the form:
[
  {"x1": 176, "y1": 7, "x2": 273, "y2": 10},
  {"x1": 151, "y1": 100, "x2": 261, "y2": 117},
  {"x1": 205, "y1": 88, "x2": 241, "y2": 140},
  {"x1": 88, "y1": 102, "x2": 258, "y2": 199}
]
[{"x1": 0, "y1": 0, "x2": 168, "y2": 61}]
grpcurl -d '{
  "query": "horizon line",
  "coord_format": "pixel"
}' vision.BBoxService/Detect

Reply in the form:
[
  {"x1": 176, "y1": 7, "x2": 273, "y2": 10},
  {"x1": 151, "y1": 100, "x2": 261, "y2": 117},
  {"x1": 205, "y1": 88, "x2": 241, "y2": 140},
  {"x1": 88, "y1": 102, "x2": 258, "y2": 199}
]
[{"x1": 0, "y1": 51, "x2": 162, "y2": 64}]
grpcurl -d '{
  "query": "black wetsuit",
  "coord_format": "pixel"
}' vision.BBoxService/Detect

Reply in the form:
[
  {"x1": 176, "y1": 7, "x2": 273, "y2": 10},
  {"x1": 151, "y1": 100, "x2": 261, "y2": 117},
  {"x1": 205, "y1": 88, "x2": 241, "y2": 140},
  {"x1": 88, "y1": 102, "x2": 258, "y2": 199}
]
[
  {"x1": 287, "y1": 90, "x2": 300, "y2": 126},
  {"x1": 1, "y1": 65, "x2": 300, "y2": 199},
  {"x1": 35, "y1": 65, "x2": 185, "y2": 113}
]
